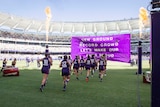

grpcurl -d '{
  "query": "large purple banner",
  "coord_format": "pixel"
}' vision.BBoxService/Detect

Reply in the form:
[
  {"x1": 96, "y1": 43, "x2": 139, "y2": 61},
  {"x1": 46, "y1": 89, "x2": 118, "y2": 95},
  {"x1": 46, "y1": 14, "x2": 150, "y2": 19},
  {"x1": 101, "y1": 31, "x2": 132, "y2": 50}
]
[{"x1": 71, "y1": 34, "x2": 131, "y2": 63}]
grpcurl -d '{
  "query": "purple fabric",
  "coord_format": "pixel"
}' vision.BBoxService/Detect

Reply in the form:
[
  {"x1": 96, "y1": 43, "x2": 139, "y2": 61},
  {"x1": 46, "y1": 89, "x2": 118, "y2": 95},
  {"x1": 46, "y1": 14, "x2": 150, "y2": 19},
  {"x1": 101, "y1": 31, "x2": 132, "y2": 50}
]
[{"x1": 71, "y1": 34, "x2": 131, "y2": 63}]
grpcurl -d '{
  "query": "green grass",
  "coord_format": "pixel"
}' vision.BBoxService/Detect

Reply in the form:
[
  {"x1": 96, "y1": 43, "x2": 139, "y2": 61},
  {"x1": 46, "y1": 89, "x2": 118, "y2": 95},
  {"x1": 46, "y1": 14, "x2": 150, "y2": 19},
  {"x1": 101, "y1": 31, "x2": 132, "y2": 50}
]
[{"x1": 0, "y1": 60, "x2": 151, "y2": 107}]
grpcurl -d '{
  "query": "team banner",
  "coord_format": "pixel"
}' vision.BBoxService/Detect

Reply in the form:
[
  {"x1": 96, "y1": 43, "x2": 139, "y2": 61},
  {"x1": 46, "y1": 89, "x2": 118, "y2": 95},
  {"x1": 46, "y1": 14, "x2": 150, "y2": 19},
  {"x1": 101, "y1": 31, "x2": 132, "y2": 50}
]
[{"x1": 71, "y1": 34, "x2": 130, "y2": 63}]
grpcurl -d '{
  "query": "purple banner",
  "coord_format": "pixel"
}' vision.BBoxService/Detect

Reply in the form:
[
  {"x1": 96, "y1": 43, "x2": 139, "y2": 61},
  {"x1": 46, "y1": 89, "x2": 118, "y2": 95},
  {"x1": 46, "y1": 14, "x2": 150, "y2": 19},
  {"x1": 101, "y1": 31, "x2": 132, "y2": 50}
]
[{"x1": 71, "y1": 34, "x2": 131, "y2": 63}]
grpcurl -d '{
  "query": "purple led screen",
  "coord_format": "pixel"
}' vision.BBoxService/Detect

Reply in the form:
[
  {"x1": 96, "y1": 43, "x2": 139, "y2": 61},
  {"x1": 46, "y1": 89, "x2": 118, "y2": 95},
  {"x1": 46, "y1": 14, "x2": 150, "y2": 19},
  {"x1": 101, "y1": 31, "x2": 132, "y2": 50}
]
[{"x1": 71, "y1": 34, "x2": 131, "y2": 63}]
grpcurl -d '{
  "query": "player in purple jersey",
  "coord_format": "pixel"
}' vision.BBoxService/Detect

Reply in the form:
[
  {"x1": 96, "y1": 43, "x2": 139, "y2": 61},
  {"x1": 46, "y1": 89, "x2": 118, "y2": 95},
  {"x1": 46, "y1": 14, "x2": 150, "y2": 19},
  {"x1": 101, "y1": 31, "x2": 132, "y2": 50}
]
[
  {"x1": 59, "y1": 55, "x2": 71, "y2": 91},
  {"x1": 80, "y1": 56, "x2": 85, "y2": 75},
  {"x1": 103, "y1": 54, "x2": 107, "y2": 76},
  {"x1": 99, "y1": 55, "x2": 105, "y2": 82},
  {"x1": 45, "y1": 54, "x2": 53, "y2": 85},
  {"x1": 68, "y1": 56, "x2": 72, "y2": 73},
  {"x1": 48, "y1": 54, "x2": 53, "y2": 69},
  {"x1": 85, "y1": 55, "x2": 91, "y2": 82},
  {"x1": 72, "y1": 55, "x2": 80, "y2": 80},
  {"x1": 38, "y1": 53, "x2": 52, "y2": 92},
  {"x1": 90, "y1": 55, "x2": 96, "y2": 77}
]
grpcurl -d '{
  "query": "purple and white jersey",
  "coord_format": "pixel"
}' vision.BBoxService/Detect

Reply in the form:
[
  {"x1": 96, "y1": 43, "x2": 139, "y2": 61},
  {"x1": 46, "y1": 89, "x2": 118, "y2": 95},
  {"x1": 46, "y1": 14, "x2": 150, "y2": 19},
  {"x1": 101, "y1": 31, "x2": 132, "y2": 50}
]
[
  {"x1": 85, "y1": 58, "x2": 91, "y2": 70},
  {"x1": 41, "y1": 57, "x2": 50, "y2": 74},
  {"x1": 90, "y1": 58, "x2": 95, "y2": 64},
  {"x1": 86, "y1": 59, "x2": 91, "y2": 65},
  {"x1": 61, "y1": 60, "x2": 69, "y2": 68},
  {"x1": 99, "y1": 58, "x2": 104, "y2": 66},
  {"x1": 61, "y1": 59, "x2": 70, "y2": 76},
  {"x1": 42, "y1": 57, "x2": 50, "y2": 67},
  {"x1": 80, "y1": 59, "x2": 84, "y2": 63},
  {"x1": 99, "y1": 58, "x2": 104, "y2": 70},
  {"x1": 73, "y1": 58, "x2": 79, "y2": 68}
]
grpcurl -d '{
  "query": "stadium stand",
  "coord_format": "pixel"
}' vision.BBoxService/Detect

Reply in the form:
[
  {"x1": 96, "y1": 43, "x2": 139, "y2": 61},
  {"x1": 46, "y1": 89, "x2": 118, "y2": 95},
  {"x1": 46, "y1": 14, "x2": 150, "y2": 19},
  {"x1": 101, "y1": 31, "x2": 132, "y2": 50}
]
[{"x1": 0, "y1": 12, "x2": 150, "y2": 59}]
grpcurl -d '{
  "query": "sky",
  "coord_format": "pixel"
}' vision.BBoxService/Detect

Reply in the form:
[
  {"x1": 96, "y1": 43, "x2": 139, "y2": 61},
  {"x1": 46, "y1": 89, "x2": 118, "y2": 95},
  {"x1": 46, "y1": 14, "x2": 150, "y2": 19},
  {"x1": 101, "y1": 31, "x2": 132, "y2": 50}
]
[{"x1": 0, "y1": 0, "x2": 151, "y2": 22}]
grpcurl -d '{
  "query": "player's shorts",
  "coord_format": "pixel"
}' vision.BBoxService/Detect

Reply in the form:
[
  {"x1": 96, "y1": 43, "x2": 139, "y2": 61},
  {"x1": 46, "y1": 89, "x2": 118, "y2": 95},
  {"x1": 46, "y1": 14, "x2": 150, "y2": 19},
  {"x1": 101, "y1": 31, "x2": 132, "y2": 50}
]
[
  {"x1": 91, "y1": 63, "x2": 96, "y2": 68},
  {"x1": 73, "y1": 65, "x2": 79, "y2": 70},
  {"x1": 80, "y1": 63, "x2": 85, "y2": 67},
  {"x1": 85, "y1": 65, "x2": 91, "y2": 70},
  {"x1": 62, "y1": 68, "x2": 70, "y2": 76},
  {"x1": 41, "y1": 67, "x2": 50, "y2": 74},
  {"x1": 99, "y1": 65, "x2": 104, "y2": 71}
]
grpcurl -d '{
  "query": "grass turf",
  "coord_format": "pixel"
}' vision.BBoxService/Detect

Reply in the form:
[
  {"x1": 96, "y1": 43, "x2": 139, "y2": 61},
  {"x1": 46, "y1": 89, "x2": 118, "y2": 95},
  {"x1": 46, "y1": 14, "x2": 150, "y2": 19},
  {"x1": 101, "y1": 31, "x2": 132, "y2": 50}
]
[{"x1": 0, "y1": 60, "x2": 150, "y2": 107}]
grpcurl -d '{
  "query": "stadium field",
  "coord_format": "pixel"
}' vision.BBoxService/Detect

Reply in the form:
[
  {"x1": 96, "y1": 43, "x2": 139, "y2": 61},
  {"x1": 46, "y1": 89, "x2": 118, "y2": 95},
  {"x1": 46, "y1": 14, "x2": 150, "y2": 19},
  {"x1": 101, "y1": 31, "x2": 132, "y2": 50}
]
[{"x1": 0, "y1": 60, "x2": 150, "y2": 107}]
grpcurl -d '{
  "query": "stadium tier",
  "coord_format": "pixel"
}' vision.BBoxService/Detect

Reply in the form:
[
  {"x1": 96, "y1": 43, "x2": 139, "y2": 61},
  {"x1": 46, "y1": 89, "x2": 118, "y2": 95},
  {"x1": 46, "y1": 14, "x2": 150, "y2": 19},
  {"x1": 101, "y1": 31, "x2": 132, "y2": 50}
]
[{"x1": 0, "y1": 12, "x2": 150, "y2": 55}]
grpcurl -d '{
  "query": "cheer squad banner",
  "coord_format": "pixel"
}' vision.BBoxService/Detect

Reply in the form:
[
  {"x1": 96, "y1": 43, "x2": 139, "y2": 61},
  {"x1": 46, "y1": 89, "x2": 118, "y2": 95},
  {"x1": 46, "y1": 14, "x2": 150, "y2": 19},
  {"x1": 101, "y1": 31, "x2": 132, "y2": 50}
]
[{"x1": 71, "y1": 34, "x2": 131, "y2": 63}]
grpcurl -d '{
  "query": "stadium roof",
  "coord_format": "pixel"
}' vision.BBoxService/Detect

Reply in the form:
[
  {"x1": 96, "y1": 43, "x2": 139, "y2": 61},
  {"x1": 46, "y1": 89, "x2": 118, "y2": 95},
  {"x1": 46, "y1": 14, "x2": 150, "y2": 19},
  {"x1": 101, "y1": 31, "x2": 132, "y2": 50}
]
[{"x1": 0, "y1": 12, "x2": 150, "y2": 35}]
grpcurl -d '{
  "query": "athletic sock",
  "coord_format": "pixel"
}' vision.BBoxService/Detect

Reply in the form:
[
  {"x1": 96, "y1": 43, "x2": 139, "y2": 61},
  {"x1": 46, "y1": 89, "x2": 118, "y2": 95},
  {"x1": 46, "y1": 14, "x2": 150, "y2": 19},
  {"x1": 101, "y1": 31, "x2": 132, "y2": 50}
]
[
  {"x1": 63, "y1": 84, "x2": 66, "y2": 88},
  {"x1": 65, "y1": 80, "x2": 68, "y2": 85},
  {"x1": 91, "y1": 71, "x2": 93, "y2": 75},
  {"x1": 63, "y1": 82, "x2": 66, "y2": 91},
  {"x1": 44, "y1": 83, "x2": 46, "y2": 87},
  {"x1": 40, "y1": 85, "x2": 44, "y2": 92}
]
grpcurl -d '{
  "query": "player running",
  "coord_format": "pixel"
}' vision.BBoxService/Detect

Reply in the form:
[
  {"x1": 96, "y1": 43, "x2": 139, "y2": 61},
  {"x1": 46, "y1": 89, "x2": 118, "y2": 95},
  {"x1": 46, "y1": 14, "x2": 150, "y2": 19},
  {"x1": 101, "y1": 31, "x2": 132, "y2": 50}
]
[
  {"x1": 85, "y1": 55, "x2": 91, "y2": 82},
  {"x1": 103, "y1": 54, "x2": 107, "y2": 76},
  {"x1": 59, "y1": 55, "x2": 71, "y2": 91},
  {"x1": 38, "y1": 53, "x2": 52, "y2": 92},
  {"x1": 99, "y1": 55, "x2": 105, "y2": 82},
  {"x1": 68, "y1": 56, "x2": 72, "y2": 73},
  {"x1": 72, "y1": 55, "x2": 80, "y2": 80},
  {"x1": 80, "y1": 56, "x2": 85, "y2": 75},
  {"x1": 90, "y1": 55, "x2": 96, "y2": 77}
]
